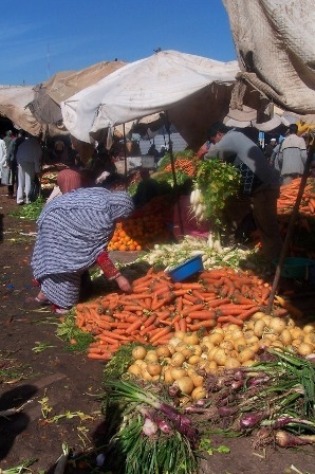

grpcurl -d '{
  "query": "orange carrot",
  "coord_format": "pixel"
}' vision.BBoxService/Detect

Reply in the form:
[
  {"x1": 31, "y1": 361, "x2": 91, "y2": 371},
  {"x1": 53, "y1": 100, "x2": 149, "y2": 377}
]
[
  {"x1": 97, "y1": 329, "x2": 130, "y2": 340},
  {"x1": 87, "y1": 352, "x2": 113, "y2": 361},
  {"x1": 151, "y1": 335, "x2": 172, "y2": 346},
  {"x1": 173, "y1": 289, "x2": 189, "y2": 297},
  {"x1": 132, "y1": 285, "x2": 151, "y2": 294},
  {"x1": 188, "y1": 320, "x2": 216, "y2": 330},
  {"x1": 175, "y1": 296, "x2": 183, "y2": 312},
  {"x1": 238, "y1": 307, "x2": 261, "y2": 321},
  {"x1": 178, "y1": 318, "x2": 187, "y2": 332},
  {"x1": 217, "y1": 315, "x2": 243, "y2": 326},
  {"x1": 182, "y1": 303, "x2": 205, "y2": 316},
  {"x1": 182, "y1": 298, "x2": 194, "y2": 306},
  {"x1": 125, "y1": 319, "x2": 144, "y2": 334},
  {"x1": 151, "y1": 292, "x2": 174, "y2": 311},
  {"x1": 143, "y1": 313, "x2": 157, "y2": 328},
  {"x1": 175, "y1": 282, "x2": 204, "y2": 290},
  {"x1": 149, "y1": 327, "x2": 171, "y2": 344},
  {"x1": 189, "y1": 310, "x2": 216, "y2": 320},
  {"x1": 206, "y1": 297, "x2": 230, "y2": 308},
  {"x1": 174, "y1": 321, "x2": 181, "y2": 331},
  {"x1": 217, "y1": 305, "x2": 255, "y2": 316},
  {"x1": 182, "y1": 293, "x2": 200, "y2": 304}
]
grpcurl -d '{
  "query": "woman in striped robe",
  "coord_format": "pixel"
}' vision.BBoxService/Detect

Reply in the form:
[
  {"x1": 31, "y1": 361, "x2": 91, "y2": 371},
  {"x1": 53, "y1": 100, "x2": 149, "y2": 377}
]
[{"x1": 31, "y1": 187, "x2": 134, "y2": 313}]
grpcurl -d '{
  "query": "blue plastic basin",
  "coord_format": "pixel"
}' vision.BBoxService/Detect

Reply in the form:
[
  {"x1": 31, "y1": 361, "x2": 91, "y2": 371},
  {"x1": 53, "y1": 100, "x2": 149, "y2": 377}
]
[{"x1": 168, "y1": 255, "x2": 204, "y2": 282}]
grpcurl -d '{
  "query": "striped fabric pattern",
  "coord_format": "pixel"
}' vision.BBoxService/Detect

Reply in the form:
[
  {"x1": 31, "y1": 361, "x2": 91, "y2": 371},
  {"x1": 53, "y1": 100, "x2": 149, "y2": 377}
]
[
  {"x1": 31, "y1": 187, "x2": 134, "y2": 307},
  {"x1": 40, "y1": 272, "x2": 81, "y2": 308}
]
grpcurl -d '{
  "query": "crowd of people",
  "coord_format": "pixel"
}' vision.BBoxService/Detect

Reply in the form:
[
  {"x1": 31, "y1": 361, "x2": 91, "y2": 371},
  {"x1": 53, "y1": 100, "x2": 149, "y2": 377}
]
[{"x1": 0, "y1": 119, "x2": 312, "y2": 314}]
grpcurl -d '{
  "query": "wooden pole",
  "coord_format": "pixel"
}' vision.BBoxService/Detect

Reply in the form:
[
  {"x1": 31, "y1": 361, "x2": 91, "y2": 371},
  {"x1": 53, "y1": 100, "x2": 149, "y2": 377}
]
[
  {"x1": 164, "y1": 112, "x2": 185, "y2": 236},
  {"x1": 122, "y1": 123, "x2": 128, "y2": 188}
]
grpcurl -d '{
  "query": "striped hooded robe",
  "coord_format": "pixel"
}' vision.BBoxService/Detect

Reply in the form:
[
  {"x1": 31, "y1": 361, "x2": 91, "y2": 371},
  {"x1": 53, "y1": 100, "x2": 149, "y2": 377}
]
[{"x1": 31, "y1": 187, "x2": 134, "y2": 308}]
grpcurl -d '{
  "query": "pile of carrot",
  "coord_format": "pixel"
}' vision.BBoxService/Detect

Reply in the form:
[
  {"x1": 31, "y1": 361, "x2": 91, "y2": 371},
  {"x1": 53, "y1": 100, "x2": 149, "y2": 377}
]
[
  {"x1": 75, "y1": 267, "x2": 287, "y2": 362},
  {"x1": 277, "y1": 177, "x2": 315, "y2": 216},
  {"x1": 163, "y1": 158, "x2": 197, "y2": 177}
]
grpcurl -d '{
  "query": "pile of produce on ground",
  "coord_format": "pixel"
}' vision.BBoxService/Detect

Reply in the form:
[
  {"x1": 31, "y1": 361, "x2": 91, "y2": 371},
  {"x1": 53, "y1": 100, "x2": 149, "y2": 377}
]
[
  {"x1": 155, "y1": 149, "x2": 199, "y2": 186},
  {"x1": 98, "y1": 347, "x2": 315, "y2": 473},
  {"x1": 39, "y1": 164, "x2": 62, "y2": 190},
  {"x1": 136, "y1": 235, "x2": 260, "y2": 271},
  {"x1": 74, "y1": 267, "x2": 300, "y2": 361},
  {"x1": 126, "y1": 311, "x2": 314, "y2": 393},
  {"x1": 108, "y1": 195, "x2": 173, "y2": 251},
  {"x1": 277, "y1": 177, "x2": 315, "y2": 217}
]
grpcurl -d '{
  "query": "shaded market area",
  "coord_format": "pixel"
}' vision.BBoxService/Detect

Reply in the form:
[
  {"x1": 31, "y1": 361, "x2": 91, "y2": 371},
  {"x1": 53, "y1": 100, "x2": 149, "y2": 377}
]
[{"x1": 1, "y1": 1, "x2": 315, "y2": 473}]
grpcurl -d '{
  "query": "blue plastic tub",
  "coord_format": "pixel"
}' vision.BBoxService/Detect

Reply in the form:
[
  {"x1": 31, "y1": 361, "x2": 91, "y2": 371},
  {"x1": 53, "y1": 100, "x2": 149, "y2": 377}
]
[{"x1": 168, "y1": 255, "x2": 204, "y2": 282}]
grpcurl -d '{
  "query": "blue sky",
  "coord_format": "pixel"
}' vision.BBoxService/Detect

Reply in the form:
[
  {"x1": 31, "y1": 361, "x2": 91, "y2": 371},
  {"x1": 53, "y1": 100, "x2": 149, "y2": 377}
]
[{"x1": 1, "y1": 0, "x2": 237, "y2": 86}]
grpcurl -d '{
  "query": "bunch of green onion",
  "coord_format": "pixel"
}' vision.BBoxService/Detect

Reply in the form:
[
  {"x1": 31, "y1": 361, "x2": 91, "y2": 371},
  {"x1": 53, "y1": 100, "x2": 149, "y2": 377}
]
[{"x1": 103, "y1": 380, "x2": 198, "y2": 474}]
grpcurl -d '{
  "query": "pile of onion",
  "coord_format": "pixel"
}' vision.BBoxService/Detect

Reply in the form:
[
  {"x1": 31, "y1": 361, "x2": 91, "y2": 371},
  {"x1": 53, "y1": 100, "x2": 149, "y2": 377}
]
[{"x1": 127, "y1": 314, "x2": 315, "y2": 401}]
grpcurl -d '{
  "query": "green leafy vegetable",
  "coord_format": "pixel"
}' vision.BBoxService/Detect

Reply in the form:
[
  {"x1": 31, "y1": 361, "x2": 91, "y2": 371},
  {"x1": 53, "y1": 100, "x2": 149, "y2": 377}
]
[{"x1": 195, "y1": 159, "x2": 240, "y2": 229}]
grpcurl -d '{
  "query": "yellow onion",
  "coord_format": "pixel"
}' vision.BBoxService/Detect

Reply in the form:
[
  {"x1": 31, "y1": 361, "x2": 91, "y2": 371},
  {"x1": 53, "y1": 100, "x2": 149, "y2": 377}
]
[
  {"x1": 132, "y1": 346, "x2": 147, "y2": 360},
  {"x1": 183, "y1": 332, "x2": 200, "y2": 345},
  {"x1": 297, "y1": 343, "x2": 314, "y2": 356},
  {"x1": 171, "y1": 352, "x2": 186, "y2": 367},
  {"x1": 146, "y1": 363, "x2": 162, "y2": 377},
  {"x1": 127, "y1": 364, "x2": 142, "y2": 377},
  {"x1": 191, "y1": 386, "x2": 206, "y2": 401},
  {"x1": 174, "y1": 376, "x2": 194, "y2": 395}
]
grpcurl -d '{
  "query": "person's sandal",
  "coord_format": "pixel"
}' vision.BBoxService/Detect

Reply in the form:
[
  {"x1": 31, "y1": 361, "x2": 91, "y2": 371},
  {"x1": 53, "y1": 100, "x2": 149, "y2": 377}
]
[
  {"x1": 35, "y1": 296, "x2": 50, "y2": 306},
  {"x1": 51, "y1": 304, "x2": 70, "y2": 314}
]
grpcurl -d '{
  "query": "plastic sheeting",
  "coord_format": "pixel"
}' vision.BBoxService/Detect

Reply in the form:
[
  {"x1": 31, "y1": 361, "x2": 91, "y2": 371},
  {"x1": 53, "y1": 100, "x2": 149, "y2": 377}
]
[
  {"x1": 0, "y1": 86, "x2": 42, "y2": 136},
  {"x1": 28, "y1": 60, "x2": 126, "y2": 125},
  {"x1": 223, "y1": 0, "x2": 315, "y2": 115},
  {"x1": 61, "y1": 50, "x2": 240, "y2": 148}
]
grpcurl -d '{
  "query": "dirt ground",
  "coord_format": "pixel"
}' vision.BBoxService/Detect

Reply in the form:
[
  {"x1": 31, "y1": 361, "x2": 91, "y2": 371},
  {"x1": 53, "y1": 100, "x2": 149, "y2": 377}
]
[{"x1": 0, "y1": 184, "x2": 315, "y2": 474}]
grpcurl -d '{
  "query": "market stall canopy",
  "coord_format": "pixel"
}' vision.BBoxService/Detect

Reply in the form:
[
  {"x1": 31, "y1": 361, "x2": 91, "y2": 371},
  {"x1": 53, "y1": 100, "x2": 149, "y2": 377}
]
[
  {"x1": 0, "y1": 86, "x2": 42, "y2": 136},
  {"x1": 28, "y1": 60, "x2": 126, "y2": 125},
  {"x1": 223, "y1": 0, "x2": 315, "y2": 119},
  {"x1": 61, "y1": 50, "x2": 240, "y2": 148}
]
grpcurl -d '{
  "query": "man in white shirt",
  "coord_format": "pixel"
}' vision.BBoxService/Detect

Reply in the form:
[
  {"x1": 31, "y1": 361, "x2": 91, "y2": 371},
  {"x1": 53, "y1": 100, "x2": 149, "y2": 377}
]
[{"x1": 16, "y1": 132, "x2": 42, "y2": 205}]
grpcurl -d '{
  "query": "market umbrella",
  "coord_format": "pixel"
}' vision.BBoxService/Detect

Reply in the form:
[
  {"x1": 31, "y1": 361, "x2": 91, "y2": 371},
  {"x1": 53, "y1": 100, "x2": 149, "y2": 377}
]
[{"x1": 60, "y1": 50, "x2": 240, "y2": 148}]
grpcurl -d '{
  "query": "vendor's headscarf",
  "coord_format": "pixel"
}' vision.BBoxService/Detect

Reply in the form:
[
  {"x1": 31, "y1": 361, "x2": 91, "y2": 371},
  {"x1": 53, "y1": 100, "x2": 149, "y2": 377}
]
[{"x1": 57, "y1": 168, "x2": 93, "y2": 193}]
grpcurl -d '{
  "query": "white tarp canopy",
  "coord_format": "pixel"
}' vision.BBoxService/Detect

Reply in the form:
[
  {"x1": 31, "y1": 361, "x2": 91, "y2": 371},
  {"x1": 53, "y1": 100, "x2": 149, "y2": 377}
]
[
  {"x1": 0, "y1": 86, "x2": 42, "y2": 135},
  {"x1": 223, "y1": 0, "x2": 315, "y2": 117},
  {"x1": 61, "y1": 50, "x2": 240, "y2": 147}
]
